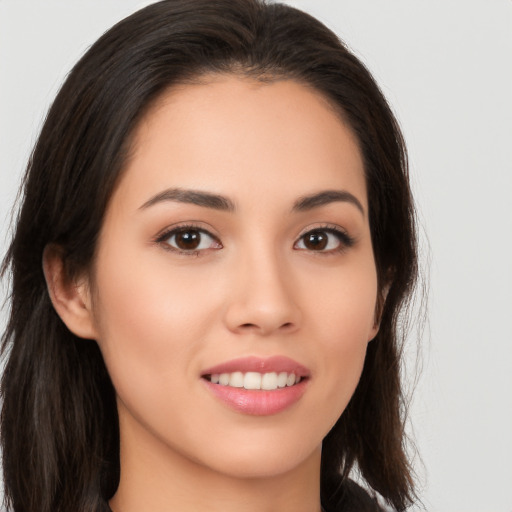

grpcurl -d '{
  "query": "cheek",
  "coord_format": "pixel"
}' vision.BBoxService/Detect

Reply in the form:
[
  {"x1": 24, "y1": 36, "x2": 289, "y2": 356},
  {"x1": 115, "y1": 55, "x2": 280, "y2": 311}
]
[
  {"x1": 90, "y1": 246, "x2": 220, "y2": 394},
  {"x1": 304, "y1": 260, "x2": 377, "y2": 416},
  {"x1": 306, "y1": 254, "x2": 378, "y2": 344}
]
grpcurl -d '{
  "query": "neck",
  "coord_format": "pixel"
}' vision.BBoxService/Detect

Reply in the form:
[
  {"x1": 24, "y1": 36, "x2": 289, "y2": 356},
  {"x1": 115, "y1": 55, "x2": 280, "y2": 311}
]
[{"x1": 109, "y1": 413, "x2": 323, "y2": 512}]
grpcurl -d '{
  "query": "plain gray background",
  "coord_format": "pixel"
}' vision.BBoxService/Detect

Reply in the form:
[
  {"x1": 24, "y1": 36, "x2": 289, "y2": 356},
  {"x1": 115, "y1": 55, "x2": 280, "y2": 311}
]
[{"x1": 1, "y1": 1, "x2": 511, "y2": 510}]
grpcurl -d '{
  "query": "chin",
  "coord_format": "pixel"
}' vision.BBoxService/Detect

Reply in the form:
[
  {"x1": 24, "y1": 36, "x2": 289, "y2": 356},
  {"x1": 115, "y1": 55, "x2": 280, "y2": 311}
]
[{"x1": 194, "y1": 433, "x2": 323, "y2": 480}]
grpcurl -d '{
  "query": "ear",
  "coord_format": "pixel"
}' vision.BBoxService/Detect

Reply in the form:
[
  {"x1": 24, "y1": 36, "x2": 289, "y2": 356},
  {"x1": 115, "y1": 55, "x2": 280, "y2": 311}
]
[
  {"x1": 369, "y1": 282, "x2": 391, "y2": 342},
  {"x1": 43, "y1": 244, "x2": 98, "y2": 340}
]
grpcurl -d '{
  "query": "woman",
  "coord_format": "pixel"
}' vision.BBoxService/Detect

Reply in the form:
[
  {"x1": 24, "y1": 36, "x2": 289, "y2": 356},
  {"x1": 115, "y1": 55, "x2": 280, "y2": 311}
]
[{"x1": 1, "y1": 1, "x2": 419, "y2": 511}]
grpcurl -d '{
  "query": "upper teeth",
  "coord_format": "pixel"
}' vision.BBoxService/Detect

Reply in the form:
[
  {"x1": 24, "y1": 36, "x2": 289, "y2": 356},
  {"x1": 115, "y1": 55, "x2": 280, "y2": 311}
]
[{"x1": 210, "y1": 371, "x2": 301, "y2": 390}]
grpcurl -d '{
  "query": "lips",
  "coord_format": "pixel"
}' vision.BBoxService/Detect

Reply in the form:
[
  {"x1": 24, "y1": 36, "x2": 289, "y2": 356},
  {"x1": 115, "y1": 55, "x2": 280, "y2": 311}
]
[
  {"x1": 201, "y1": 356, "x2": 309, "y2": 415},
  {"x1": 202, "y1": 355, "x2": 309, "y2": 376}
]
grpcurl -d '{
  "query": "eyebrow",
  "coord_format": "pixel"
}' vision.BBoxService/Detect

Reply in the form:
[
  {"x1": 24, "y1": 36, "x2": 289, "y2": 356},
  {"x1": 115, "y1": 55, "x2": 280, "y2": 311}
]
[
  {"x1": 292, "y1": 190, "x2": 365, "y2": 216},
  {"x1": 139, "y1": 187, "x2": 364, "y2": 216},
  {"x1": 139, "y1": 188, "x2": 235, "y2": 211}
]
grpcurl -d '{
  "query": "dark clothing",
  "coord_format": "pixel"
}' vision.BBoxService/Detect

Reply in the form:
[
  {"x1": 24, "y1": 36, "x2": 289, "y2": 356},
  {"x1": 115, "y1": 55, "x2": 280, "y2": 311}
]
[
  {"x1": 107, "y1": 479, "x2": 389, "y2": 512},
  {"x1": 323, "y1": 479, "x2": 390, "y2": 512}
]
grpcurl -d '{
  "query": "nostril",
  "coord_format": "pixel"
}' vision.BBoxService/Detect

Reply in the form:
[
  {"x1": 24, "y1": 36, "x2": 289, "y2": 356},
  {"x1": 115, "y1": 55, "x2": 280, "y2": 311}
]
[{"x1": 240, "y1": 322, "x2": 294, "y2": 330}]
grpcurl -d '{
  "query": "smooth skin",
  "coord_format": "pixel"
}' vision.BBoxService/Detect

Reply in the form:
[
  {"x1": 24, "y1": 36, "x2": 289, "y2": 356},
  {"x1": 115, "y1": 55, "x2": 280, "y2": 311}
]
[{"x1": 44, "y1": 75, "x2": 380, "y2": 512}]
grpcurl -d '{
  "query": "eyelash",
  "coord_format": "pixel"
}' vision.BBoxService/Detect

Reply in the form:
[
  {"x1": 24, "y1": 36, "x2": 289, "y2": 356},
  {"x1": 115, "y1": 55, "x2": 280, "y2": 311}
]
[
  {"x1": 154, "y1": 223, "x2": 355, "y2": 256},
  {"x1": 294, "y1": 224, "x2": 355, "y2": 255},
  {"x1": 155, "y1": 223, "x2": 221, "y2": 256}
]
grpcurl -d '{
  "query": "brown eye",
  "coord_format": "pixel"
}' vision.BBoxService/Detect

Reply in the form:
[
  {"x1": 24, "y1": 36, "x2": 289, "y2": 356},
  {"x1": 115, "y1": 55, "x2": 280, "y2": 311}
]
[
  {"x1": 162, "y1": 227, "x2": 221, "y2": 253},
  {"x1": 303, "y1": 231, "x2": 328, "y2": 250},
  {"x1": 174, "y1": 230, "x2": 201, "y2": 250},
  {"x1": 295, "y1": 227, "x2": 354, "y2": 253}
]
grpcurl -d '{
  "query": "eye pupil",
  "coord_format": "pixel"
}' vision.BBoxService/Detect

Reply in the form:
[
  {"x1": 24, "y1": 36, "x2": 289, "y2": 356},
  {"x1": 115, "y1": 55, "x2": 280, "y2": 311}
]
[
  {"x1": 304, "y1": 231, "x2": 328, "y2": 250},
  {"x1": 175, "y1": 230, "x2": 201, "y2": 250}
]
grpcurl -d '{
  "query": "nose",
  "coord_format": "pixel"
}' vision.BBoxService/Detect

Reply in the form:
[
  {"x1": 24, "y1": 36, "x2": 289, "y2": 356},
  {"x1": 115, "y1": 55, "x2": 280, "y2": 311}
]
[{"x1": 223, "y1": 247, "x2": 302, "y2": 336}]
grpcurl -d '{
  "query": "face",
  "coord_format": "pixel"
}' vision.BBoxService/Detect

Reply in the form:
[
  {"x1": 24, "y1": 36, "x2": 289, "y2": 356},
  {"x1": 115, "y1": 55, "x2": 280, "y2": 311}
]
[{"x1": 88, "y1": 76, "x2": 378, "y2": 480}]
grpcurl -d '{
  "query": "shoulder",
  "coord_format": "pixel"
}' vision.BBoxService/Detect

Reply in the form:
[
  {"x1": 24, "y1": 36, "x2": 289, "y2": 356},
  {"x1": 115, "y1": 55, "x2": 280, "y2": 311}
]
[{"x1": 323, "y1": 479, "x2": 395, "y2": 512}]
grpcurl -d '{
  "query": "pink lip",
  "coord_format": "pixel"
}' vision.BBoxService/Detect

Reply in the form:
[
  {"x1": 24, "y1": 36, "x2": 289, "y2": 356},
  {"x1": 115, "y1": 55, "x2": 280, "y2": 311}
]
[
  {"x1": 201, "y1": 356, "x2": 310, "y2": 416},
  {"x1": 201, "y1": 355, "x2": 310, "y2": 377}
]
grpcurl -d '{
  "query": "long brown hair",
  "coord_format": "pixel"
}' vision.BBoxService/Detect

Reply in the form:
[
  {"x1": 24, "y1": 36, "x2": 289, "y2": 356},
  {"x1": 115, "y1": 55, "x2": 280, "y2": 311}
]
[{"x1": 1, "y1": 1, "x2": 418, "y2": 511}]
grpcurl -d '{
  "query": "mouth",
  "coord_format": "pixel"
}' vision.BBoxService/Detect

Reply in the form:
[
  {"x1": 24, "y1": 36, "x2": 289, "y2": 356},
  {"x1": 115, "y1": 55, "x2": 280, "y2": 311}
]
[
  {"x1": 200, "y1": 356, "x2": 309, "y2": 415},
  {"x1": 203, "y1": 371, "x2": 304, "y2": 390}
]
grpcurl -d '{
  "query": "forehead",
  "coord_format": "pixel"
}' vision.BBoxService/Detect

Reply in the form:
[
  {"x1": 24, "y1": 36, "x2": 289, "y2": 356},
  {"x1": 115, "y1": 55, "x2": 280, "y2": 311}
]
[{"x1": 111, "y1": 75, "x2": 367, "y2": 214}]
